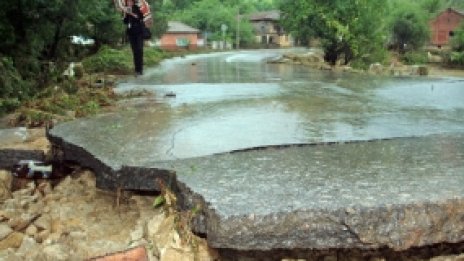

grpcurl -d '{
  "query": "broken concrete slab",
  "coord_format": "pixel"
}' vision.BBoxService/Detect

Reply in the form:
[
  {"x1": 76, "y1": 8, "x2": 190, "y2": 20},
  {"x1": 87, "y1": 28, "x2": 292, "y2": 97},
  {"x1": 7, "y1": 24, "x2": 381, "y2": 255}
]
[
  {"x1": 47, "y1": 126, "x2": 464, "y2": 251},
  {"x1": 154, "y1": 134, "x2": 464, "y2": 251}
]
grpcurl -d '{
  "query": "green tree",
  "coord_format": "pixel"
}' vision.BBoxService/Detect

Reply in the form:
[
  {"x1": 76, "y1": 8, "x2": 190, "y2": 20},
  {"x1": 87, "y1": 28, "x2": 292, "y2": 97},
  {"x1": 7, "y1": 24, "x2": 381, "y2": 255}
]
[
  {"x1": 387, "y1": 1, "x2": 430, "y2": 53},
  {"x1": 420, "y1": 0, "x2": 445, "y2": 14},
  {"x1": 280, "y1": 0, "x2": 388, "y2": 67},
  {"x1": 80, "y1": 1, "x2": 125, "y2": 50},
  {"x1": 0, "y1": 0, "x2": 129, "y2": 115},
  {"x1": 450, "y1": 22, "x2": 464, "y2": 51}
]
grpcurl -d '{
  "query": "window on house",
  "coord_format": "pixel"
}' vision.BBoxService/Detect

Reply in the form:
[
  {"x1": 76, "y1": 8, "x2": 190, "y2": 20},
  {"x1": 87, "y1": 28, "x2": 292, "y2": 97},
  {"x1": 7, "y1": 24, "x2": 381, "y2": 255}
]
[
  {"x1": 449, "y1": 31, "x2": 455, "y2": 37},
  {"x1": 176, "y1": 38, "x2": 189, "y2": 47}
]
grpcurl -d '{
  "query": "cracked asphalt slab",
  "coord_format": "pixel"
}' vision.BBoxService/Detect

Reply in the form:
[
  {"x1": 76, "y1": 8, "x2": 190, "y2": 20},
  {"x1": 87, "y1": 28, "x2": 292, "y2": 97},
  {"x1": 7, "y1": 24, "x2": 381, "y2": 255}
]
[{"x1": 48, "y1": 50, "x2": 464, "y2": 250}]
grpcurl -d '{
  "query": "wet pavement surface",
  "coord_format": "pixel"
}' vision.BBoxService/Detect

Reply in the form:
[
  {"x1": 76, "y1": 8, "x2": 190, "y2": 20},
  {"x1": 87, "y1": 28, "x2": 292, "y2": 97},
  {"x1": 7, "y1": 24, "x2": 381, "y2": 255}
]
[
  {"x1": 53, "y1": 51, "x2": 464, "y2": 163},
  {"x1": 49, "y1": 50, "x2": 464, "y2": 250},
  {"x1": 155, "y1": 134, "x2": 464, "y2": 217}
]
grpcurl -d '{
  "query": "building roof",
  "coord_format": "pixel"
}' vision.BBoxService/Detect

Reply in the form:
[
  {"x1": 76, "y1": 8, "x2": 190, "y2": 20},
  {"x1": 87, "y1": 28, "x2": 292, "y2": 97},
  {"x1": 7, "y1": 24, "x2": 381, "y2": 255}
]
[
  {"x1": 444, "y1": 8, "x2": 464, "y2": 17},
  {"x1": 248, "y1": 10, "x2": 280, "y2": 21},
  {"x1": 166, "y1": 21, "x2": 199, "y2": 33}
]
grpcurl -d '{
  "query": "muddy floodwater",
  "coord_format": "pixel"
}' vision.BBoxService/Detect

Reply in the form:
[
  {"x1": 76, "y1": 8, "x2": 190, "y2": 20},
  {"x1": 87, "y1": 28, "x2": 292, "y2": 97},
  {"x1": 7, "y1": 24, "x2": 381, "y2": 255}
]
[{"x1": 53, "y1": 50, "x2": 464, "y2": 167}]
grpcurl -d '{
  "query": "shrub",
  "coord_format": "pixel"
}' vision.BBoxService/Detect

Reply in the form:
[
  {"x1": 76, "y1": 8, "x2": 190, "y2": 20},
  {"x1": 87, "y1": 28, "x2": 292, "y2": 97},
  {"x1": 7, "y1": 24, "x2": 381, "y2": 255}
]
[
  {"x1": 450, "y1": 52, "x2": 464, "y2": 66},
  {"x1": 450, "y1": 23, "x2": 464, "y2": 52},
  {"x1": 0, "y1": 57, "x2": 34, "y2": 115},
  {"x1": 76, "y1": 101, "x2": 100, "y2": 117},
  {"x1": 82, "y1": 46, "x2": 132, "y2": 74},
  {"x1": 145, "y1": 48, "x2": 171, "y2": 67},
  {"x1": 82, "y1": 46, "x2": 169, "y2": 74},
  {"x1": 401, "y1": 51, "x2": 428, "y2": 65},
  {"x1": 0, "y1": 98, "x2": 21, "y2": 116}
]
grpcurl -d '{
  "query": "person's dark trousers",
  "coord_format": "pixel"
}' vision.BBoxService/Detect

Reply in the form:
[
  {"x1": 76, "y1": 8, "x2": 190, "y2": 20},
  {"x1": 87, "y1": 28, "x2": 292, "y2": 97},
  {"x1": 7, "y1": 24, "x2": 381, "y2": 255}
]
[{"x1": 128, "y1": 33, "x2": 144, "y2": 75}]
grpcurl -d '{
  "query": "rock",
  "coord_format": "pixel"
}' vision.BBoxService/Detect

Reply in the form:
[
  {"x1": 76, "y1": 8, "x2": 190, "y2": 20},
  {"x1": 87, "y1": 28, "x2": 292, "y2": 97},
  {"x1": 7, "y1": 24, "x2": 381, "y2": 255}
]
[
  {"x1": 0, "y1": 224, "x2": 13, "y2": 241},
  {"x1": 196, "y1": 239, "x2": 220, "y2": 261},
  {"x1": 76, "y1": 170, "x2": 96, "y2": 188},
  {"x1": 75, "y1": 240, "x2": 126, "y2": 258},
  {"x1": 369, "y1": 63, "x2": 384, "y2": 75},
  {"x1": 430, "y1": 254, "x2": 464, "y2": 261},
  {"x1": 41, "y1": 244, "x2": 71, "y2": 261},
  {"x1": 8, "y1": 213, "x2": 39, "y2": 231},
  {"x1": 152, "y1": 216, "x2": 180, "y2": 254},
  {"x1": 160, "y1": 248, "x2": 194, "y2": 261},
  {"x1": 53, "y1": 176, "x2": 73, "y2": 194},
  {"x1": 301, "y1": 52, "x2": 324, "y2": 64},
  {"x1": 34, "y1": 213, "x2": 52, "y2": 231},
  {"x1": 89, "y1": 246, "x2": 149, "y2": 261},
  {"x1": 35, "y1": 229, "x2": 50, "y2": 243},
  {"x1": 69, "y1": 230, "x2": 86, "y2": 240},
  {"x1": 147, "y1": 212, "x2": 165, "y2": 240},
  {"x1": 130, "y1": 224, "x2": 145, "y2": 242},
  {"x1": 27, "y1": 200, "x2": 44, "y2": 216},
  {"x1": 0, "y1": 174, "x2": 12, "y2": 202},
  {"x1": 409, "y1": 65, "x2": 429, "y2": 76},
  {"x1": 0, "y1": 249, "x2": 19, "y2": 261},
  {"x1": 320, "y1": 63, "x2": 333, "y2": 70},
  {"x1": 0, "y1": 170, "x2": 12, "y2": 187},
  {"x1": 37, "y1": 182, "x2": 53, "y2": 196},
  {"x1": 427, "y1": 52, "x2": 443, "y2": 63},
  {"x1": 0, "y1": 174, "x2": 12, "y2": 195},
  {"x1": 25, "y1": 224, "x2": 38, "y2": 237},
  {"x1": 0, "y1": 232, "x2": 24, "y2": 250},
  {"x1": 65, "y1": 110, "x2": 76, "y2": 119},
  {"x1": 12, "y1": 181, "x2": 35, "y2": 198},
  {"x1": 16, "y1": 236, "x2": 37, "y2": 255}
]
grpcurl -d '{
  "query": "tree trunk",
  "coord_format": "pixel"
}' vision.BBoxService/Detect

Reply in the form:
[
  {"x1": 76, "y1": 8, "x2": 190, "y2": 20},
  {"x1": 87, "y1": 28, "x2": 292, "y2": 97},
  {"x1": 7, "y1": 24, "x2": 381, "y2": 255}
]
[{"x1": 48, "y1": 17, "x2": 65, "y2": 60}]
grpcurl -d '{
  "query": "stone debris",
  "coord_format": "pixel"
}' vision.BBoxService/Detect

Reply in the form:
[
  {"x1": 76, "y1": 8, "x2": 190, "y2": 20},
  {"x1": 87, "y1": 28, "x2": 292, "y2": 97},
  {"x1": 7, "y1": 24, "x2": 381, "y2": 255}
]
[
  {"x1": 0, "y1": 169, "x2": 217, "y2": 261},
  {"x1": 270, "y1": 51, "x2": 431, "y2": 76}
]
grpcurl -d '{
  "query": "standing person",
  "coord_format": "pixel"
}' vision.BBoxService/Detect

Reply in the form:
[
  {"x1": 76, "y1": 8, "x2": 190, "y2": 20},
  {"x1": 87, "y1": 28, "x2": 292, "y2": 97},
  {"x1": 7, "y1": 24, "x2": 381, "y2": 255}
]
[{"x1": 123, "y1": 0, "x2": 144, "y2": 76}]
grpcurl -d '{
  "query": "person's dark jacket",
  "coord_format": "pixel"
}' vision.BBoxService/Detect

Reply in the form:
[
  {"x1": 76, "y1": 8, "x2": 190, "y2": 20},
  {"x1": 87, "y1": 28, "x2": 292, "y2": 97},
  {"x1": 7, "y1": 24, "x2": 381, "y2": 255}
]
[{"x1": 123, "y1": 4, "x2": 144, "y2": 36}]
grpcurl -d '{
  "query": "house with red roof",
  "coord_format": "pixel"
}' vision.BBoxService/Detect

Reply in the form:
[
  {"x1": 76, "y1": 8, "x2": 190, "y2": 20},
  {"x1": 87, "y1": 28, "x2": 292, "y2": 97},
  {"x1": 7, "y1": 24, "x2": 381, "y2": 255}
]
[
  {"x1": 430, "y1": 8, "x2": 464, "y2": 47},
  {"x1": 157, "y1": 21, "x2": 201, "y2": 50}
]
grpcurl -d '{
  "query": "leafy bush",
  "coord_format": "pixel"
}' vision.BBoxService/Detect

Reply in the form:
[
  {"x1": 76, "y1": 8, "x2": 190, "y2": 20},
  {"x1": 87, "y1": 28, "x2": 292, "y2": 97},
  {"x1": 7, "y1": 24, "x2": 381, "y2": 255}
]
[
  {"x1": 450, "y1": 23, "x2": 464, "y2": 52},
  {"x1": 76, "y1": 101, "x2": 100, "y2": 117},
  {"x1": 0, "y1": 57, "x2": 34, "y2": 115},
  {"x1": 0, "y1": 99, "x2": 21, "y2": 115},
  {"x1": 144, "y1": 48, "x2": 171, "y2": 67},
  {"x1": 82, "y1": 46, "x2": 133, "y2": 74},
  {"x1": 450, "y1": 52, "x2": 464, "y2": 66},
  {"x1": 401, "y1": 51, "x2": 428, "y2": 65},
  {"x1": 387, "y1": 1, "x2": 430, "y2": 53},
  {"x1": 82, "y1": 46, "x2": 169, "y2": 74}
]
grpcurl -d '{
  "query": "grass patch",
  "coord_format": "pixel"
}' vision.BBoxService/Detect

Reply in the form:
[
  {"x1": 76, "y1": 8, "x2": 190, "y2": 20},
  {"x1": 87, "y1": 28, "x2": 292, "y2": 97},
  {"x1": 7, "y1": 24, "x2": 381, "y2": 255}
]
[
  {"x1": 82, "y1": 45, "x2": 171, "y2": 74},
  {"x1": 11, "y1": 80, "x2": 117, "y2": 127},
  {"x1": 401, "y1": 51, "x2": 428, "y2": 65}
]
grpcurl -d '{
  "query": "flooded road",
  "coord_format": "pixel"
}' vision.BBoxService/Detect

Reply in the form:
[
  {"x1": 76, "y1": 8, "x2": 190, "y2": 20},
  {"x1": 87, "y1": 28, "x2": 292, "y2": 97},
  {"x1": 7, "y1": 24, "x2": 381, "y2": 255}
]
[
  {"x1": 53, "y1": 50, "x2": 464, "y2": 165},
  {"x1": 113, "y1": 50, "x2": 464, "y2": 160}
]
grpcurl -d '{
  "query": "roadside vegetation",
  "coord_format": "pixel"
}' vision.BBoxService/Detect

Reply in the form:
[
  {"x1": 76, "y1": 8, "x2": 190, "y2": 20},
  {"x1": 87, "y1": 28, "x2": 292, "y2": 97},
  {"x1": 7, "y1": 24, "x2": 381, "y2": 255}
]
[
  {"x1": 280, "y1": 0, "x2": 464, "y2": 68},
  {"x1": 6, "y1": 46, "x2": 173, "y2": 127}
]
